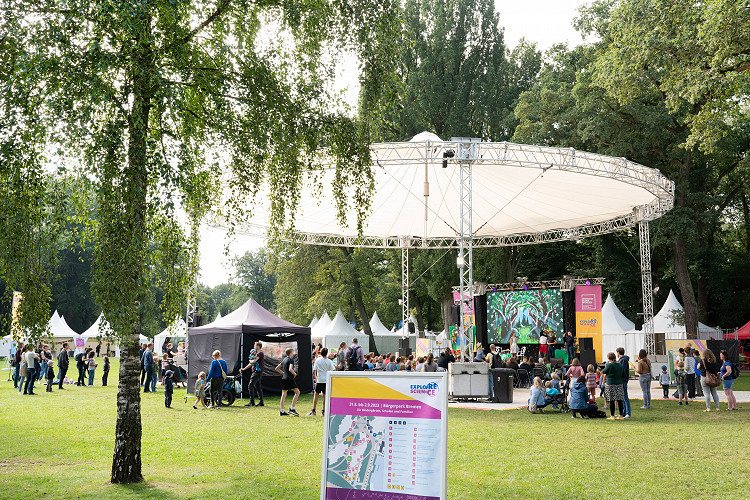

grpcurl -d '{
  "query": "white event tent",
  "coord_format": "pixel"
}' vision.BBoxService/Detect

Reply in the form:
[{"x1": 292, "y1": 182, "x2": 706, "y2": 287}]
[
  {"x1": 311, "y1": 311, "x2": 332, "y2": 345},
  {"x1": 367, "y1": 311, "x2": 401, "y2": 354},
  {"x1": 321, "y1": 310, "x2": 369, "y2": 352},
  {"x1": 601, "y1": 294, "x2": 636, "y2": 361},
  {"x1": 154, "y1": 317, "x2": 187, "y2": 355},
  {"x1": 622, "y1": 290, "x2": 720, "y2": 353}
]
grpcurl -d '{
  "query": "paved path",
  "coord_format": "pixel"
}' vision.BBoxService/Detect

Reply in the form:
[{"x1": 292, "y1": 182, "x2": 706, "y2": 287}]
[{"x1": 450, "y1": 381, "x2": 750, "y2": 411}]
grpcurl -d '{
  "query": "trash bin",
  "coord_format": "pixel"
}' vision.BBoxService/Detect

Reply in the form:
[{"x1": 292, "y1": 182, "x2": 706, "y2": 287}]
[{"x1": 491, "y1": 368, "x2": 514, "y2": 403}]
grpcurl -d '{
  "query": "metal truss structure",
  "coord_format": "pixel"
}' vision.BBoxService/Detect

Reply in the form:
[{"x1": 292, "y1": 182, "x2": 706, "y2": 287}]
[
  {"x1": 639, "y1": 220, "x2": 656, "y2": 355},
  {"x1": 453, "y1": 277, "x2": 606, "y2": 295},
  {"x1": 400, "y1": 239, "x2": 409, "y2": 337},
  {"x1": 215, "y1": 139, "x2": 674, "y2": 353}
]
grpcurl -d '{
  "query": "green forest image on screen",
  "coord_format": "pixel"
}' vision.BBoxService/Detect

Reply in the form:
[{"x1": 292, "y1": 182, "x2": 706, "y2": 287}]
[{"x1": 487, "y1": 290, "x2": 563, "y2": 344}]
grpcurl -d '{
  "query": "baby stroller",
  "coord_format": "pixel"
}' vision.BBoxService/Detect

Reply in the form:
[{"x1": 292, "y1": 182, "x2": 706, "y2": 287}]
[
  {"x1": 545, "y1": 384, "x2": 569, "y2": 413},
  {"x1": 202, "y1": 375, "x2": 239, "y2": 406}
]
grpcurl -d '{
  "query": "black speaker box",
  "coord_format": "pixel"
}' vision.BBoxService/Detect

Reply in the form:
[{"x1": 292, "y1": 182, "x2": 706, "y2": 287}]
[
  {"x1": 579, "y1": 337, "x2": 593, "y2": 350},
  {"x1": 450, "y1": 305, "x2": 460, "y2": 326},
  {"x1": 579, "y1": 349, "x2": 597, "y2": 369},
  {"x1": 634, "y1": 317, "x2": 644, "y2": 331},
  {"x1": 408, "y1": 322, "x2": 415, "y2": 334},
  {"x1": 399, "y1": 337, "x2": 412, "y2": 357}
]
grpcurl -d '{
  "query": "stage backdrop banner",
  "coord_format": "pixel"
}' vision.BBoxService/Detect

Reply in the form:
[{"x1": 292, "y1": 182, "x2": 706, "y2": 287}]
[
  {"x1": 575, "y1": 286, "x2": 603, "y2": 361},
  {"x1": 321, "y1": 372, "x2": 448, "y2": 500},
  {"x1": 486, "y1": 289, "x2": 564, "y2": 344}
]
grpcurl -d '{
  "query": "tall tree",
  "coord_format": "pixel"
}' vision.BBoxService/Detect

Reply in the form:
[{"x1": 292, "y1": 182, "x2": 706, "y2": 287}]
[
  {"x1": 233, "y1": 249, "x2": 277, "y2": 311},
  {"x1": 1, "y1": 0, "x2": 399, "y2": 484}
]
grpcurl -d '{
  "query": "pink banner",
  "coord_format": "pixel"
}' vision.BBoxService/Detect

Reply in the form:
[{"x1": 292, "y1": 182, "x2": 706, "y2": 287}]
[
  {"x1": 329, "y1": 398, "x2": 441, "y2": 420},
  {"x1": 575, "y1": 285, "x2": 602, "y2": 312}
]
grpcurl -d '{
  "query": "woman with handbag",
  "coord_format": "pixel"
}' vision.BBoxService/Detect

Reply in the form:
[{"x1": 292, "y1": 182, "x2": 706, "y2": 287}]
[
  {"x1": 698, "y1": 349, "x2": 721, "y2": 412},
  {"x1": 207, "y1": 350, "x2": 228, "y2": 409}
]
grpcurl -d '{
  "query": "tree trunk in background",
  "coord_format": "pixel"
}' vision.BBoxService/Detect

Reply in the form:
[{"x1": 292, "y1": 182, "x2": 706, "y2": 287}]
[
  {"x1": 672, "y1": 154, "x2": 699, "y2": 339},
  {"x1": 742, "y1": 194, "x2": 750, "y2": 258},
  {"x1": 342, "y1": 247, "x2": 378, "y2": 356},
  {"x1": 503, "y1": 246, "x2": 523, "y2": 283},
  {"x1": 440, "y1": 296, "x2": 453, "y2": 335},
  {"x1": 412, "y1": 293, "x2": 425, "y2": 333}
]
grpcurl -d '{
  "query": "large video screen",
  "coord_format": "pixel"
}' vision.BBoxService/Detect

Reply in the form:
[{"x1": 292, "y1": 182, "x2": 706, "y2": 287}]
[{"x1": 487, "y1": 289, "x2": 564, "y2": 344}]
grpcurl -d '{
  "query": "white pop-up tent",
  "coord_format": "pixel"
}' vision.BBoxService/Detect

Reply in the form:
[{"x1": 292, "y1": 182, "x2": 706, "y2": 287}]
[
  {"x1": 154, "y1": 317, "x2": 187, "y2": 355},
  {"x1": 308, "y1": 316, "x2": 319, "y2": 329},
  {"x1": 311, "y1": 311, "x2": 332, "y2": 345},
  {"x1": 80, "y1": 313, "x2": 148, "y2": 357},
  {"x1": 321, "y1": 310, "x2": 369, "y2": 352}
]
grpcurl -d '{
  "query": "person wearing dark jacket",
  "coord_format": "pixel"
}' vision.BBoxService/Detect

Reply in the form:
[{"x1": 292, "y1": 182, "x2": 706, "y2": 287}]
[
  {"x1": 437, "y1": 348, "x2": 455, "y2": 370},
  {"x1": 164, "y1": 370, "x2": 174, "y2": 408},
  {"x1": 569, "y1": 376, "x2": 598, "y2": 418},
  {"x1": 57, "y1": 342, "x2": 70, "y2": 389},
  {"x1": 616, "y1": 347, "x2": 631, "y2": 418},
  {"x1": 76, "y1": 348, "x2": 90, "y2": 386},
  {"x1": 13, "y1": 342, "x2": 25, "y2": 389}
]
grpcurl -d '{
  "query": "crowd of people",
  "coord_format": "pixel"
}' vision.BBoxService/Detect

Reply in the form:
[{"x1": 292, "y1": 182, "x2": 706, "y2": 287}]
[
  {"x1": 11, "y1": 341, "x2": 110, "y2": 395},
  {"x1": 523, "y1": 343, "x2": 741, "y2": 418}
]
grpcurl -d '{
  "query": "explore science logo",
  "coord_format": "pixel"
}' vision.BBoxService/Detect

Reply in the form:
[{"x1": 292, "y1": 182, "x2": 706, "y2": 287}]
[
  {"x1": 579, "y1": 318, "x2": 598, "y2": 328},
  {"x1": 409, "y1": 382, "x2": 439, "y2": 397}
]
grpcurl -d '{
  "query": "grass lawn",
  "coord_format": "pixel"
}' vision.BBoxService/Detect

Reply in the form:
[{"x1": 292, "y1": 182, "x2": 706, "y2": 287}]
[{"x1": 1, "y1": 358, "x2": 749, "y2": 499}]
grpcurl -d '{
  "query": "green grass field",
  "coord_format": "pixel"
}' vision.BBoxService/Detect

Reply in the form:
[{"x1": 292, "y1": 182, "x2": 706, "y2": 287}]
[{"x1": 1, "y1": 359, "x2": 749, "y2": 499}]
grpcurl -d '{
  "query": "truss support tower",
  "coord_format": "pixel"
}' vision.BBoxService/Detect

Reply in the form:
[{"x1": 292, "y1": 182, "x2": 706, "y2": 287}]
[
  {"x1": 639, "y1": 219, "x2": 655, "y2": 356},
  {"x1": 457, "y1": 138, "x2": 480, "y2": 358},
  {"x1": 401, "y1": 239, "x2": 410, "y2": 337}
]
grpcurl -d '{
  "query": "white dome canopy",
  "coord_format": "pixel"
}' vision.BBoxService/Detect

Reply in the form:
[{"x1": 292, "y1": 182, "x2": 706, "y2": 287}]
[
  {"x1": 627, "y1": 289, "x2": 715, "y2": 335},
  {"x1": 223, "y1": 133, "x2": 674, "y2": 249}
]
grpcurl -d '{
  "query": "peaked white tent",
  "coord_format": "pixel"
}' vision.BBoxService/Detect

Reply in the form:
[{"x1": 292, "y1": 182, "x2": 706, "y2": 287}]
[
  {"x1": 311, "y1": 311, "x2": 332, "y2": 344},
  {"x1": 154, "y1": 317, "x2": 188, "y2": 355},
  {"x1": 626, "y1": 290, "x2": 717, "y2": 337},
  {"x1": 309, "y1": 316, "x2": 319, "y2": 329},
  {"x1": 367, "y1": 311, "x2": 402, "y2": 354},
  {"x1": 80, "y1": 313, "x2": 148, "y2": 357},
  {"x1": 214, "y1": 312, "x2": 222, "y2": 322},
  {"x1": 601, "y1": 295, "x2": 636, "y2": 360},
  {"x1": 321, "y1": 310, "x2": 369, "y2": 352}
]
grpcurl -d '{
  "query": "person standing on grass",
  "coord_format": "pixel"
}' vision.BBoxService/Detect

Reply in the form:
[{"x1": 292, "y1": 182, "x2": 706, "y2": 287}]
[
  {"x1": 102, "y1": 356, "x2": 110, "y2": 386},
  {"x1": 602, "y1": 352, "x2": 625, "y2": 420},
  {"x1": 698, "y1": 349, "x2": 721, "y2": 412},
  {"x1": 720, "y1": 350, "x2": 737, "y2": 411},
  {"x1": 23, "y1": 345, "x2": 39, "y2": 395},
  {"x1": 75, "y1": 348, "x2": 89, "y2": 386},
  {"x1": 635, "y1": 349, "x2": 652, "y2": 409},
  {"x1": 56, "y1": 342, "x2": 69, "y2": 389},
  {"x1": 693, "y1": 350, "x2": 704, "y2": 397},
  {"x1": 139, "y1": 343, "x2": 147, "y2": 386},
  {"x1": 150, "y1": 353, "x2": 159, "y2": 392},
  {"x1": 38, "y1": 344, "x2": 52, "y2": 382},
  {"x1": 685, "y1": 346, "x2": 696, "y2": 399},
  {"x1": 309, "y1": 347, "x2": 335, "y2": 416},
  {"x1": 95, "y1": 342, "x2": 101, "y2": 358},
  {"x1": 194, "y1": 371, "x2": 207, "y2": 409},
  {"x1": 276, "y1": 348, "x2": 300, "y2": 416},
  {"x1": 87, "y1": 351, "x2": 97, "y2": 386},
  {"x1": 164, "y1": 370, "x2": 174, "y2": 408},
  {"x1": 675, "y1": 361, "x2": 688, "y2": 406},
  {"x1": 12, "y1": 341, "x2": 25, "y2": 389},
  {"x1": 207, "y1": 350, "x2": 228, "y2": 408},
  {"x1": 142, "y1": 343, "x2": 154, "y2": 392},
  {"x1": 659, "y1": 365, "x2": 670, "y2": 399},
  {"x1": 615, "y1": 347, "x2": 631, "y2": 418}
]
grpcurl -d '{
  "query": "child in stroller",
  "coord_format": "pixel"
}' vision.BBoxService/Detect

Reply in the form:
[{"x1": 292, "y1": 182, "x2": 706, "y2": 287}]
[{"x1": 544, "y1": 380, "x2": 569, "y2": 413}]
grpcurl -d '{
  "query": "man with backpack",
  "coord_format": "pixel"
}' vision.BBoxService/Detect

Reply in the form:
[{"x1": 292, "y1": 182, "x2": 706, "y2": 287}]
[
  {"x1": 75, "y1": 348, "x2": 90, "y2": 386},
  {"x1": 57, "y1": 342, "x2": 70, "y2": 389},
  {"x1": 346, "y1": 338, "x2": 364, "y2": 371}
]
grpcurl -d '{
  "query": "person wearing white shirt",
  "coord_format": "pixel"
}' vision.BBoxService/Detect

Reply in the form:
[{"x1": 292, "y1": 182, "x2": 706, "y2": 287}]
[{"x1": 308, "y1": 348, "x2": 335, "y2": 416}]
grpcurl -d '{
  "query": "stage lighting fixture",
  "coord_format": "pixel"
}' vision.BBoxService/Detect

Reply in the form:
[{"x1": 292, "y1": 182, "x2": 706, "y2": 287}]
[
  {"x1": 585, "y1": 280, "x2": 591, "y2": 285},
  {"x1": 442, "y1": 149, "x2": 455, "y2": 168}
]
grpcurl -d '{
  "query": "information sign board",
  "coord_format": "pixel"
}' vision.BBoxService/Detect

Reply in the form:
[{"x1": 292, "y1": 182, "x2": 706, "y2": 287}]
[{"x1": 321, "y1": 372, "x2": 448, "y2": 500}]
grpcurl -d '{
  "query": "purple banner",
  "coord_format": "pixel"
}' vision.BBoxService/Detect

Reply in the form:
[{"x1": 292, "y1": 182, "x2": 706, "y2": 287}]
[
  {"x1": 329, "y1": 398, "x2": 441, "y2": 420},
  {"x1": 326, "y1": 486, "x2": 439, "y2": 500}
]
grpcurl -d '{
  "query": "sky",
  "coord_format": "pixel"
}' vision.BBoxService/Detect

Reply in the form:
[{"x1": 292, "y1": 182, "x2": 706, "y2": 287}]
[{"x1": 198, "y1": 1, "x2": 593, "y2": 287}]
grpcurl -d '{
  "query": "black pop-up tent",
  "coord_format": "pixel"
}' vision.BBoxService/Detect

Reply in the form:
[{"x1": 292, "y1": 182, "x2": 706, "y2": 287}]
[{"x1": 187, "y1": 298, "x2": 312, "y2": 396}]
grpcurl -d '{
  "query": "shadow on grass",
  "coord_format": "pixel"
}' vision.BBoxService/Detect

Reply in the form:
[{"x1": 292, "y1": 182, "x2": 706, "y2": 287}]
[{"x1": 115, "y1": 481, "x2": 179, "y2": 499}]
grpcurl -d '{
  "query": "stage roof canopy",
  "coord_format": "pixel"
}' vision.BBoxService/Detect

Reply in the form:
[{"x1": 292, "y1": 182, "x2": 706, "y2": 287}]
[{"x1": 220, "y1": 132, "x2": 675, "y2": 248}]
